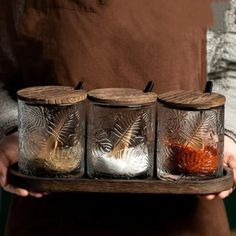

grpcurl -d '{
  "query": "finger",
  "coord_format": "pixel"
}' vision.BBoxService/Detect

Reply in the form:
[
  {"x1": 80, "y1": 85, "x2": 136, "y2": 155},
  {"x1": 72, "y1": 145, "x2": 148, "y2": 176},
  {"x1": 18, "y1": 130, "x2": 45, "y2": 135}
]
[
  {"x1": 29, "y1": 192, "x2": 44, "y2": 198},
  {"x1": 224, "y1": 155, "x2": 236, "y2": 170},
  {"x1": 3, "y1": 184, "x2": 29, "y2": 197},
  {"x1": 0, "y1": 150, "x2": 10, "y2": 167},
  {"x1": 4, "y1": 184, "x2": 45, "y2": 198},
  {"x1": 0, "y1": 173, "x2": 7, "y2": 186},
  {"x1": 201, "y1": 194, "x2": 216, "y2": 200},
  {"x1": 0, "y1": 143, "x2": 18, "y2": 166},
  {"x1": 217, "y1": 188, "x2": 233, "y2": 199},
  {"x1": 0, "y1": 155, "x2": 11, "y2": 187}
]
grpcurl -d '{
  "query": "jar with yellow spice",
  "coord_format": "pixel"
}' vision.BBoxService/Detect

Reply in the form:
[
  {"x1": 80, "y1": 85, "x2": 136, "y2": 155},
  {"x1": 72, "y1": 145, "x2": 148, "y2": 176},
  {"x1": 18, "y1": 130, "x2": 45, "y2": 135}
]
[{"x1": 17, "y1": 86, "x2": 87, "y2": 177}]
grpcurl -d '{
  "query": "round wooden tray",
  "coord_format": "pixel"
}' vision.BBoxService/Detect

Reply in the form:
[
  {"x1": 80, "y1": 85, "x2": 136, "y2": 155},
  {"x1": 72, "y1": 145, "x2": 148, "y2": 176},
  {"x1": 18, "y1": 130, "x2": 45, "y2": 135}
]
[{"x1": 8, "y1": 163, "x2": 233, "y2": 194}]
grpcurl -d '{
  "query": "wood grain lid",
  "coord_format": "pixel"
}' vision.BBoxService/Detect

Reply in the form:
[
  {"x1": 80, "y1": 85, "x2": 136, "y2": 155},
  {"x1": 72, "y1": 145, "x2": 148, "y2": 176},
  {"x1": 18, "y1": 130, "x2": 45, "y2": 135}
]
[
  {"x1": 17, "y1": 86, "x2": 87, "y2": 105},
  {"x1": 157, "y1": 90, "x2": 225, "y2": 109},
  {"x1": 87, "y1": 88, "x2": 157, "y2": 105}
]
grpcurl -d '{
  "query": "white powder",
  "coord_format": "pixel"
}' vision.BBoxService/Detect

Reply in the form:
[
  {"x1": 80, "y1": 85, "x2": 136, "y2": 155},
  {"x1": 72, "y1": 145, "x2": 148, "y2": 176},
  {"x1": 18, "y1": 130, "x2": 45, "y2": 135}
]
[{"x1": 91, "y1": 144, "x2": 150, "y2": 177}]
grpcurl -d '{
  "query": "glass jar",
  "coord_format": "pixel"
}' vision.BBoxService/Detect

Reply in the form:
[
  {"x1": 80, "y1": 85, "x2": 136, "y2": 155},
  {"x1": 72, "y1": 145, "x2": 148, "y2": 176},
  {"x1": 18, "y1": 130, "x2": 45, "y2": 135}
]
[
  {"x1": 17, "y1": 86, "x2": 87, "y2": 177},
  {"x1": 87, "y1": 88, "x2": 157, "y2": 179},
  {"x1": 156, "y1": 90, "x2": 225, "y2": 180}
]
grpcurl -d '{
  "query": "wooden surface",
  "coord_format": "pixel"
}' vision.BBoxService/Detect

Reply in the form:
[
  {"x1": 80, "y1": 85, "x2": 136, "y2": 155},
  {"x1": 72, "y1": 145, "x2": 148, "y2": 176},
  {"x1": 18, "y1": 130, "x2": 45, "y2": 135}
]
[
  {"x1": 88, "y1": 88, "x2": 157, "y2": 105},
  {"x1": 17, "y1": 86, "x2": 87, "y2": 105},
  {"x1": 157, "y1": 90, "x2": 225, "y2": 109},
  {"x1": 8, "y1": 163, "x2": 233, "y2": 194}
]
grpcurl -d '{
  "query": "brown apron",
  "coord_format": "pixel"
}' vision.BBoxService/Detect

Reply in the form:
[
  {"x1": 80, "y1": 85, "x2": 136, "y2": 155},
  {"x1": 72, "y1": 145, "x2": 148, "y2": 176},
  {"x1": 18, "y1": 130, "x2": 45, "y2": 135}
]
[{"x1": 4, "y1": 0, "x2": 230, "y2": 235}]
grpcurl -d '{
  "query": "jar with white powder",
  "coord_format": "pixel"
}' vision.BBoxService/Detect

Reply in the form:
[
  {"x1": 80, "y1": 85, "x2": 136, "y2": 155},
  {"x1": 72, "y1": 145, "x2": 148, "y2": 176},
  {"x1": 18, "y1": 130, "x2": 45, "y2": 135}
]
[{"x1": 87, "y1": 87, "x2": 157, "y2": 179}]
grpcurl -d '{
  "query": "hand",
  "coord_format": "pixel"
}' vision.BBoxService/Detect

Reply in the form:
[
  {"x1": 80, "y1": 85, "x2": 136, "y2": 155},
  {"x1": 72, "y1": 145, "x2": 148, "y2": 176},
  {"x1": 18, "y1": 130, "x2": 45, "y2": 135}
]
[
  {"x1": 0, "y1": 132, "x2": 44, "y2": 197},
  {"x1": 205, "y1": 135, "x2": 236, "y2": 200}
]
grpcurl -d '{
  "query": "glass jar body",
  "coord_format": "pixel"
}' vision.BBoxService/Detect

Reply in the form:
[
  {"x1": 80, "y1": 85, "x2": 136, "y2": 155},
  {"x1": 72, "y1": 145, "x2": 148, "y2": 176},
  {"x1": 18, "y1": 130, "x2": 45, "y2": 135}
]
[
  {"x1": 18, "y1": 100, "x2": 85, "y2": 177},
  {"x1": 87, "y1": 102, "x2": 156, "y2": 179},
  {"x1": 157, "y1": 104, "x2": 224, "y2": 180}
]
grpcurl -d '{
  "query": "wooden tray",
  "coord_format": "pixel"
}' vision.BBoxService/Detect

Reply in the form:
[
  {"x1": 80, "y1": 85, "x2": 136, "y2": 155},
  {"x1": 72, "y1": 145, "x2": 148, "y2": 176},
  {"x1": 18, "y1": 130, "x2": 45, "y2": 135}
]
[{"x1": 8, "y1": 163, "x2": 234, "y2": 194}]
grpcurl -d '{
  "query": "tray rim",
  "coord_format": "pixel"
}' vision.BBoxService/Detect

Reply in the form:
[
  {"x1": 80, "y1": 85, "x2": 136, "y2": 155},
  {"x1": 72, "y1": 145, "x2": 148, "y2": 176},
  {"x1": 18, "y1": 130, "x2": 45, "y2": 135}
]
[{"x1": 8, "y1": 163, "x2": 234, "y2": 194}]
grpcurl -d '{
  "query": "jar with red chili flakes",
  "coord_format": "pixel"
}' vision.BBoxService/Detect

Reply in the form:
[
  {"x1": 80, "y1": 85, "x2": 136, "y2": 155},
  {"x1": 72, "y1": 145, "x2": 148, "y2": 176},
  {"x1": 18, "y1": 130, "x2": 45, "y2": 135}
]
[{"x1": 156, "y1": 89, "x2": 225, "y2": 180}]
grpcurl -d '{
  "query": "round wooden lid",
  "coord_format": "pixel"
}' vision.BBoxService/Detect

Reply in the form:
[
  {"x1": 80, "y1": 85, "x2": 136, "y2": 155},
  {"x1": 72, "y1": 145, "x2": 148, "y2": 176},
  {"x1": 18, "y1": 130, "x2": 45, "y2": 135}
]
[
  {"x1": 87, "y1": 88, "x2": 157, "y2": 106},
  {"x1": 157, "y1": 90, "x2": 225, "y2": 109},
  {"x1": 17, "y1": 86, "x2": 87, "y2": 105}
]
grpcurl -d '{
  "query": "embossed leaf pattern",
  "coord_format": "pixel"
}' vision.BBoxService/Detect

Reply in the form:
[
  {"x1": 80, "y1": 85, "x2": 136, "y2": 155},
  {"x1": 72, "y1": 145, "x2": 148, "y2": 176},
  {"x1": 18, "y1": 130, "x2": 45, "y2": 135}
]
[
  {"x1": 41, "y1": 106, "x2": 82, "y2": 173},
  {"x1": 93, "y1": 128, "x2": 113, "y2": 154},
  {"x1": 108, "y1": 111, "x2": 142, "y2": 158},
  {"x1": 18, "y1": 101, "x2": 46, "y2": 130},
  {"x1": 139, "y1": 108, "x2": 151, "y2": 144},
  {"x1": 18, "y1": 102, "x2": 47, "y2": 160},
  {"x1": 217, "y1": 106, "x2": 224, "y2": 136},
  {"x1": 46, "y1": 107, "x2": 79, "y2": 152},
  {"x1": 181, "y1": 112, "x2": 217, "y2": 149},
  {"x1": 157, "y1": 138, "x2": 175, "y2": 174},
  {"x1": 166, "y1": 109, "x2": 188, "y2": 136}
]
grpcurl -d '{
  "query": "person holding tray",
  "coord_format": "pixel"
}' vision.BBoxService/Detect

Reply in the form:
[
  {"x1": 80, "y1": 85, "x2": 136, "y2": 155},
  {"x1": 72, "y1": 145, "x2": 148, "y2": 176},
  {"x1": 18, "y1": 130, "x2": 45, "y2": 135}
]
[{"x1": 0, "y1": 0, "x2": 236, "y2": 235}]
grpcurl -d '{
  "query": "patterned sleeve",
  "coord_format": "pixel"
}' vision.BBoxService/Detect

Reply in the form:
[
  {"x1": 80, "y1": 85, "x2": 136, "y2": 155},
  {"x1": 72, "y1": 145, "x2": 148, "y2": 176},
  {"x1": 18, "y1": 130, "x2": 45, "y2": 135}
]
[
  {"x1": 207, "y1": 0, "x2": 236, "y2": 142},
  {"x1": 0, "y1": 82, "x2": 18, "y2": 140}
]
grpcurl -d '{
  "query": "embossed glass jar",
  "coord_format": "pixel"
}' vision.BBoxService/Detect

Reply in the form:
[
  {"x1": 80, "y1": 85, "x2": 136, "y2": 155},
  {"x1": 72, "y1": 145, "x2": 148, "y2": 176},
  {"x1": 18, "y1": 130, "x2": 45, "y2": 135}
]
[
  {"x1": 156, "y1": 90, "x2": 225, "y2": 180},
  {"x1": 17, "y1": 86, "x2": 87, "y2": 177},
  {"x1": 87, "y1": 88, "x2": 157, "y2": 179}
]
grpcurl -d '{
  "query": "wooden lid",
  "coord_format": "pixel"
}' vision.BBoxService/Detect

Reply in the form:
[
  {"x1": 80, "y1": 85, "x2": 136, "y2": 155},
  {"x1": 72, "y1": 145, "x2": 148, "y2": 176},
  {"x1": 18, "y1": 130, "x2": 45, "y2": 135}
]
[
  {"x1": 17, "y1": 86, "x2": 87, "y2": 105},
  {"x1": 87, "y1": 88, "x2": 157, "y2": 106},
  {"x1": 157, "y1": 90, "x2": 225, "y2": 109}
]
